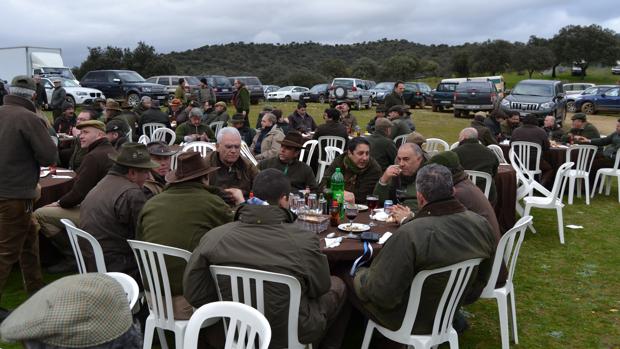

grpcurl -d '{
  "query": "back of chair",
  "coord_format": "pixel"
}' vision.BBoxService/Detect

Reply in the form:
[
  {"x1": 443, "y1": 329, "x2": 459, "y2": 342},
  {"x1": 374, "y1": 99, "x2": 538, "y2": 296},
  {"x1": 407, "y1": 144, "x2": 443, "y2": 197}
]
[
  {"x1": 487, "y1": 144, "x2": 508, "y2": 164},
  {"x1": 550, "y1": 162, "x2": 574, "y2": 200},
  {"x1": 393, "y1": 134, "x2": 408, "y2": 148},
  {"x1": 209, "y1": 121, "x2": 225, "y2": 136},
  {"x1": 299, "y1": 140, "x2": 319, "y2": 166},
  {"x1": 449, "y1": 141, "x2": 460, "y2": 150},
  {"x1": 241, "y1": 141, "x2": 259, "y2": 166},
  {"x1": 106, "y1": 272, "x2": 140, "y2": 309},
  {"x1": 613, "y1": 148, "x2": 620, "y2": 170},
  {"x1": 209, "y1": 265, "x2": 305, "y2": 349},
  {"x1": 317, "y1": 146, "x2": 344, "y2": 184},
  {"x1": 127, "y1": 240, "x2": 191, "y2": 329},
  {"x1": 481, "y1": 216, "x2": 532, "y2": 297},
  {"x1": 184, "y1": 301, "x2": 271, "y2": 349},
  {"x1": 424, "y1": 138, "x2": 450, "y2": 157},
  {"x1": 566, "y1": 145, "x2": 598, "y2": 175},
  {"x1": 394, "y1": 258, "x2": 483, "y2": 344},
  {"x1": 127, "y1": 128, "x2": 133, "y2": 142},
  {"x1": 142, "y1": 122, "x2": 166, "y2": 138},
  {"x1": 60, "y1": 219, "x2": 107, "y2": 274},
  {"x1": 151, "y1": 127, "x2": 176, "y2": 145},
  {"x1": 183, "y1": 141, "x2": 216, "y2": 157},
  {"x1": 510, "y1": 141, "x2": 542, "y2": 175},
  {"x1": 138, "y1": 134, "x2": 150, "y2": 145},
  {"x1": 317, "y1": 136, "x2": 346, "y2": 162},
  {"x1": 465, "y1": 170, "x2": 493, "y2": 198}
]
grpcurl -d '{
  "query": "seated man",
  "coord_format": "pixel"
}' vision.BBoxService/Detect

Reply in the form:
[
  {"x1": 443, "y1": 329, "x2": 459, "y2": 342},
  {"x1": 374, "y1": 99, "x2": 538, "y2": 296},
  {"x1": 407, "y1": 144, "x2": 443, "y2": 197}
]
[
  {"x1": 251, "y1": 112, "x2": 285, "y2": 161},
  {"x1": 352, "y1": 164, "x2": 496, "y2": 336},
  {"x1": 320, "y1": 137, "x2": 382, "y2": 204},
  {"x1": 288, "y1": 102, "x2": 317, "y2": 133},
  {"x1": 175, "y1": 107, "x2": 215, "y2": 144},
  {"x1": 471, "y1": 112, "x2": 498, "y2": 146},
  {"x1": 205, "y1": 127, "x2": 259, "y2": 197},
  {"x1": 484, "y1": 108, "x2": 507, "y2": 141},
  {"x1": 543, "y1": 115, "x2": 564, "y2": 142},
  {"x1": 500, "y1": 111, "x2": 522, "y2": 139},
  {"x1": 576, "y1": 118, "x2": 620, "y2": 186},
  {"x1": 386, "y1": 105, "x2": 411, "y2": 140},
  {"x1": 562, "y1": 112, "x2": 600, "y2": 143},
  {"x1": 132, "y1": 95, "x2": 151, "y2": 116},
  {"x1": 184, "y1": 169, "x2": 349, "y2": 348},
  {"x1": 367, "y1": 118, "x2": 397, "y2": 171},
  {"x1": 143, "y1": 141, "x2": 178, "y2": 196},
  {"x1": 257, "y1": 131, "x2": 317, "y2": 191},
  {"x1": 138, "y1": 152, "x2": 236, "y2": 319},
  {"x1": 337, "y1": 102, "x2": 358, "y2": 134},
  {"x1": 366, "y1": 105, "x2": 386, "y2": 134},
  {"x1": 79, "y1": 143, "x2": 157, "y2": 281},
  {"x1": 230, "y1": 113, "x2": 256, "y2": 146},
  {"x1": 52, "y1": 101, "x2": 76, "y2": 134},
  {"x1": 202, "y1": 101, "x2": 229, "y2": 125},
  {"x1": 138, "y1": 100, "x2": 171, "y2": 136},
  {"x1": 510, "y1": 114, "x2": 553, "y2": 187},
  {"x1": 374, "y1": 143, "x2": 426, "y2": 211},
  {"x1": 452, "y1": 127, "x2": 499, "y2": 204},
  {"x1": 313, "y1": 108, "x2": 348, "y2": 141},
  {"x1": 60, "y1": 108, "x2": 96, "y2": 170},
  {"x1": 34, "y1": 120, "x2": 117, "y2": 273},
  {"x1": 105, "y1": 118, "x2": 129, "y2": 150}
]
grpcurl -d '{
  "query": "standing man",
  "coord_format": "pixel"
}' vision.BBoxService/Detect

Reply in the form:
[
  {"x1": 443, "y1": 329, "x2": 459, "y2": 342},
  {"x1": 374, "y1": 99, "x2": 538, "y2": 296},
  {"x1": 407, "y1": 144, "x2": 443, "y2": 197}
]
[
  {"x1": 288, "y1": 102, "x2": 317, "y2": 133},
  {"x1": 257, "y1": 131, "x2": 317, "y2": 190},
  {"x1": 34, "y1": 75, "x2": 48, "y2": 110},
  {"x1": 50, "y1": 79, "x2": 66, "y2": 120},
  {"x1": 232, "y1": 79, "x2": 250, "y2": 127},
  {"x1": 0, "y1": 76, "x2": 56, "y2": 317},
  {"x1": 383, "y1": 81, "x2": 406, "y2": 111},
  {"x1": 198, "y1": 78, "x2": 216, "y2": 108},
  {"x1": 175, "y1": 78, "x2": 186, "y2": 102}
]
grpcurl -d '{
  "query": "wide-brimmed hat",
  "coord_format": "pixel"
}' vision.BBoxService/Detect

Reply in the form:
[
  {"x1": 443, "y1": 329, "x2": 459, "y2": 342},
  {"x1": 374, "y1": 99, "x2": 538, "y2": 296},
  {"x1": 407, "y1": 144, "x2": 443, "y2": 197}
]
[
  {"x1": 147, "y1": 141, "x2": 179, "y2": 156},
  {"x1": 108, "y1": 143, "x2": 159, "y2": 169},
  {"x1": 11, "y1": 75, "x2": 36, "y2": 91},
  {"x1": 76, "y1": 120, "x2": 105, "y2": 132},
  {"x1": 105, "y1": 100, "x2": 122, "y2": 112},
  {"x1": 214, "y1": 101, "x2": 227, "y2": 109},
  {"x1": 230, "y1": 113, "x2": 246, "y2": 124},
  {"x1": 165, "y1": 151, "x2": 219, "y2": 183},
  {"x1": 278, "y1": 131, "x2": 304, "y2": 148}
]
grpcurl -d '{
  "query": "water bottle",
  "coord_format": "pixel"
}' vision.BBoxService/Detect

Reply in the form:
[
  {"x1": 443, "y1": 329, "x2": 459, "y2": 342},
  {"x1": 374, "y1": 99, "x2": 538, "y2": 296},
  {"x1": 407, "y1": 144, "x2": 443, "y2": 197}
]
[
  {"x1": 330, "y1": 168, "x2": 345, "y2": 219},
  {"x1": 319, "y1": 194, "x2": 328, "y2": 215}
]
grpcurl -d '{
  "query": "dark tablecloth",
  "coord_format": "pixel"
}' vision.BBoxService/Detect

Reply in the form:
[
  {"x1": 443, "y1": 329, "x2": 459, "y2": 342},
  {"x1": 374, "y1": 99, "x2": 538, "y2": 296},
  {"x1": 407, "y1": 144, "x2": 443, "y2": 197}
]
[
  {"x1": 500, "y1": 143, "x2": 567, "y2": 169},
  {"x1": 494, "y1": 164, "x2": 517, "y2": 234},
  {"x1": 37, "y1": 170, "x2": 76, "y2": 209}
]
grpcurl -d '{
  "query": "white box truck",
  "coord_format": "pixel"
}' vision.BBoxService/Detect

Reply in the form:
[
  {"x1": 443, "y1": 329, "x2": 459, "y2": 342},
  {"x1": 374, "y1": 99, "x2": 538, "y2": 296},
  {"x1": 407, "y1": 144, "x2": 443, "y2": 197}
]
[{"x1": 0, "y1": 46, "x2": 78, "y2": 83}]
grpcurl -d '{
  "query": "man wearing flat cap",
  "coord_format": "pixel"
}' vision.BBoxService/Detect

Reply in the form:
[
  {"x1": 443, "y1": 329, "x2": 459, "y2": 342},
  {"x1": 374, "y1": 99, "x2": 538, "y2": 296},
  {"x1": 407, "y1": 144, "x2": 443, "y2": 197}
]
[
  {"x1": 175, "y1": 107, "x2": 215, "y2": 144},
  {"x1": 79, "y1": 143, "x2": 157, "y2": 280},
  {"x1": 137, "y1": 151, "x2": 237, "y2": 319},
  {"x1": 106, "y1": 118, "x2": 130, "y2": 150},
  {"x1": 143, "y1": 141, "x2": 178, "y2": 196},
  {"x1": 34, "y1": 119, "x2": 117, "y2": 273},
  {"x1": 365, "y1": 105, "x2": 386, "y2": 134},
  {"x1": 50, "y1": 79, "x2": 66, "y2": 120},
  {"x1": 258, "y1": 131, "x2": 317, "y2": 190},
  {"x1": 202, "y1": 101, "x2": 230, "y2": 125},
  {"x1": 562, "y1": 112, "x2": 600, "y2": 143},
  {"x1": 387, "y1": 105, "x2": 414, "y2": 140}
]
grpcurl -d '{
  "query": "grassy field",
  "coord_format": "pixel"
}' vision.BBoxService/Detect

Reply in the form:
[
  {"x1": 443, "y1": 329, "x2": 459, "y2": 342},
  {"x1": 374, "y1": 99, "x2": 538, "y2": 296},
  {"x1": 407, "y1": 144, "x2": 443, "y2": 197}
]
[{"x1": 1, "y1": 102, "x2": 619, "y2": 349}]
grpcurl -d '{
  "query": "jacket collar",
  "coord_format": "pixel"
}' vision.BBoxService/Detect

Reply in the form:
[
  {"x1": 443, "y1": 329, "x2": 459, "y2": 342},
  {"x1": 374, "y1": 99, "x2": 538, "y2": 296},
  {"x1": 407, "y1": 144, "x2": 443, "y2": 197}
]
[
  {"x1": 460, "y1": 138, "x2": 478, "y2": 145},
  {"x1": 414, "y1": 197, "x2": 466, "y2": 219},
  {"x1": 3, "y1": 95, "x2": 36, "y2": 112},
  {"x1": 87, "y1": 137, "x2": 111, "y2": 152},
  {"x1": 234, "y1": 204, "x2": 296, "y2": 224}
]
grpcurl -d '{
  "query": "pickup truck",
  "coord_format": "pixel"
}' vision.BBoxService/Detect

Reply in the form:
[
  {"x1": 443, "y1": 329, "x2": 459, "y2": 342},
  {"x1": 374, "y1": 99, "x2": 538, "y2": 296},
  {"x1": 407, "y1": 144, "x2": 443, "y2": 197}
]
[
  {"x1": 453, "y1": 81, "x2": 498, "y2": 117},
  {"x1": 431, "y1": 81, "x2": 458, "y2": 112}
]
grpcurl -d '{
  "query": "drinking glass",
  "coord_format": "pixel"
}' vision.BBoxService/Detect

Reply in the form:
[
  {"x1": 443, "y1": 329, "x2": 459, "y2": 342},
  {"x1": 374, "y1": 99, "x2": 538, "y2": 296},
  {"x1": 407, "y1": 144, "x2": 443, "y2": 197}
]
[
  {"x1": 366, "y1": 196, "x2": 378, "y2": 226},
  {"x1": 307, "y1": 194, "x2": 319, "y2": 214},
  {"x1": 344, "y1": 202, "x2": 358, "y2": 238}
]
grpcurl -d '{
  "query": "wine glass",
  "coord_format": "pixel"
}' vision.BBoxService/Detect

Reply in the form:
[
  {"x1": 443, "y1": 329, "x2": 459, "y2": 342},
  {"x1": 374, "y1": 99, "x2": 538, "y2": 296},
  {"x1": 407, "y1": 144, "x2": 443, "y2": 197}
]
[
  {"x1": 366, "y1": 195, "x2": 378, "y2": 226},
  {"x1": 344, "y1": 202, "x2": 358, "y2": 238}
]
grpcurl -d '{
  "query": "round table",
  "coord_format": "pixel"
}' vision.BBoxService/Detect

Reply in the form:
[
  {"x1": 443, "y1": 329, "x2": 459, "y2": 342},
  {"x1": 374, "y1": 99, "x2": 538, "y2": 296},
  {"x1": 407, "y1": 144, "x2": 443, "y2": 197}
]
[{"x1": 37, "y1": 169, "x2": 76, "y2": 209}]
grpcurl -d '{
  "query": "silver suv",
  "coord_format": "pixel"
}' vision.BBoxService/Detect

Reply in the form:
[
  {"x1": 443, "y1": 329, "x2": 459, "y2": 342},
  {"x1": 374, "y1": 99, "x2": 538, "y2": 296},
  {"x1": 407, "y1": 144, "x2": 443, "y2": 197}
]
[{"x1": 328, "y1": 78, "x2": 373, "y2": 110}]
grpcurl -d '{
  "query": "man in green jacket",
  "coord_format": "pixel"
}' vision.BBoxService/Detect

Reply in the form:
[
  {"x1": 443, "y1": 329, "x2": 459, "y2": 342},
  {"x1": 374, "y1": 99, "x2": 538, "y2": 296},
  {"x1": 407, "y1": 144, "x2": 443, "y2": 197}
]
[
  {"x1": 383, "y1": 81, "x2": 406, "y2": 111},
  {"x1": 175, "y1": 108, "x2": 215, "y2": 144},
  {"x1": 353, "y1": 164, "x2": 496, "y2": 334},
  {"x1": 471, "y1": 113, "x2": 498, "y2": 146},
  {"x1": 233, "y1": 79, "x2": 250, "y2": 127},
  {"x1": 257, "y1": 131, "x2": 317, "y2": 190},
  {"x1": 387, "y1": 105, "x2": 415, "y2": 140},
  {"x1": 562, "y1": 112, "x2": 600, "y2": 143},
  {"x1": 184, "y1": 169, "x2": 349, "y2": 348},
  {"x1": 367, "y1": 118, "x2": 397, "y2": 171}
]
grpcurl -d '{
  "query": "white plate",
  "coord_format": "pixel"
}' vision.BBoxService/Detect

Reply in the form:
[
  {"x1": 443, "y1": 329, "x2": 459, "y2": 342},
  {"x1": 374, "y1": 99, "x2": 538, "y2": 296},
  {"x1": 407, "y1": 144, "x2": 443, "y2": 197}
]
[
  {"x1": 40, "y1": 170, "x2": 50, "y2": 178},
  {"x1": 338, "y1": 223, "x2": 370, "y2": 233},
  {"x1": 356, "y1": 204, "x2": 369, "y2": 211}
]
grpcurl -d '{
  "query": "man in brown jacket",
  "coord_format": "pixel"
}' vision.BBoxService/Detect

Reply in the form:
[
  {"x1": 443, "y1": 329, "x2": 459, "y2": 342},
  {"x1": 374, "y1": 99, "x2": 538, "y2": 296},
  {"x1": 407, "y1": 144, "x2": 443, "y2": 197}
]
[
  {"x1": 184, "y1": 169, "x2": 349, "y2": 348},
  {"x1": 34, "y1": 120, "x2": 117, "y2": 273}
]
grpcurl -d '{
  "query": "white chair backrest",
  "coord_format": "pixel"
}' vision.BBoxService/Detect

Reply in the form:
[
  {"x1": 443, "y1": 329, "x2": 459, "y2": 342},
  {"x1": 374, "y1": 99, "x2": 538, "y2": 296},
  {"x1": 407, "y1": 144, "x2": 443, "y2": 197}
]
[
  {"x1": 209, "y1": 121, "x2": 225, "y2": 136},
  {"x1": 184, "y1": 301, "x2": 271, "y2": 349},
  {"x1": 170, "y1": 151, "x2": 180, "y2": 171},
  {"x1": 127, "y1": 240, "x2": 192, "y2": 330},
  {"x1": 449, "y1": 141, "x2": 460, "y2": 150},
  {"x1": 551, "y1": 162, "x2": 574, "y2": 200},
  {"x1": 183, "y1": 141, "x2": 216, "y2": 157},
  {"x1": 106, "y1": 272, "x2": 140, "y2": 310},
  {"x1": 151, "y1": 127, "x2": 176, "y2": 145},
  {"x1": 127, "y1": 128, "x2": 133, "y2": 142},
  {"x1": 390, "y1": 258, "x2": 483, "y2": 343},
  {"x1": 423, "y1": 138, "x2": 450, "y2": 156},
  {"x1": 393, "y1": 134, "x2": 408, "y2": 148},
  {"x1": 241, "y1": 141, "x2": 259, "y2": 166},
  {"x1": 613, "y1": 147, "x2": 620, "y2": 170},
  {"x1": 487, "y1": 144, "x2": 508, "y2": 164},
  {"x1": 142, "y1": 122, "x2": 166, "y2": 138},
  {"x1": 317, "y1": 136, "x2": 346, "y2": 162},
  {"x1": 316, "y1": 146, "x2": 344, "y2": 184},
  {"x1": 209, "y1": 265, "x2": 306, "y2": 349},
  {"x1": 465, "y1": 170, "x2": 493, "y2": 198},
  {"x1": 510, "y1": 141, "x2": 542, "y2": 175},
  {"x1": 60, "y1": 219, "x2": 107, "y2": 274},
  {"x1": 298, "y1": 139, "x2": 319, "y2": 166},
  {"x1": 138, "y1": 134, "x2": 150, "y2": 145},
  {"x1": 481, "y1": 216, "x2": 532, "y2": 297},
  {"x1": 566, "y1": 145, "x2": 598, "y2": 175}
]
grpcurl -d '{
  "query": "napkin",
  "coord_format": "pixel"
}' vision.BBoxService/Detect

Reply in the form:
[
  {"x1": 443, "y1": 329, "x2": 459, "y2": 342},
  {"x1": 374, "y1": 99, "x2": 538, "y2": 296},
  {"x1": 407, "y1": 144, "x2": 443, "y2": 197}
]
[
  {"x1": 379, "y1": 232, "x2": 393, "y2": 245},
  {"x1": 51, "y1": 175, "x2": 73, "y2": 179},
  {"x1": 566, "y1": 225, "x2": 584, "y2": 229},
  {"x1": 372, "y1": 210, "x2": 389, "y2": 222},
  {"x1": 324, "y1": 237, "x2": 342, "y2": 248}
]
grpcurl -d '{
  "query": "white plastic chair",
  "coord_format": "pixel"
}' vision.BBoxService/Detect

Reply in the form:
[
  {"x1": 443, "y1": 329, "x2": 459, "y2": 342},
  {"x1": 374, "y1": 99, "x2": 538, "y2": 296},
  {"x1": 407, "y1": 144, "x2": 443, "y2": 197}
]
[
  {"x1": 564, "y1": 145, "x2": 598, "y2": 205},
  {"x1": 449, "y1": 141, "x2": 460, "y2": 150},
  {"x1": 393, "y1": 134, "x2": 408, "y2": 148},
  {"x1": 128, "y1": 240, "x2": 197, "y2": 349},
  {"x1": 299, "y1": 140, "x2": 319, "y2": 166},
  {"x1": 106, "y1": 272, "x2": 140, "y2": 310},
  {"x1": 510, "y1": 141, "x2": 542, "y2": 180},
  {"x1": 487, "y1": 144, "x2": 508, "y2": 164},
  {"x1": 182, "y1": 141, "x2": 216, "y2": 158},
  {"x1": 423, "y1": 138, "x2": 450, "y2": 157},
  {"x1": 60, "y1": 219, "x2": 107, "y2": 274},
  {"x1": 209, "y1": 265, "x2": 311, "y2": 349},
  {"x1": 142, "y1": 122, "x2": 166, "y2": 138},
  {"x1": 523, "y1": 162, "x2": 574, "y2": 244},
  {"x1": 241, "y1": 141, "x2": 259, "y2": 166},
  {"x1": 317, "y1": 135, "x2": 346, "y2": 168},
  {"x1": 138, "y1": 134, "x2": 150, "y2": 145},
  {"x1": 361, "y1": 258, "x2": 484, "y2": 349},
  {"x1": 127, "y1": 128, "x2": 133, "y2": 142},
  {"x1": 151, "y1": 127, "x2": 176, "y2": 145},
  {"x1": 316, "y1": 146, "x2": 343, "y2": 184},
  {"x1": 480, "y1": 216, "x2": 533, "y2": 349},
  {"x1": 592, "y1": 148, "x2": 620, "y2": 202},
  {"x1": 184, "y1": 301, "x2": 271, "y2": 349},
  {"x1": 209, "y1": 121, "x2": 225, "y2": 136},
  {"x1": 465, "y1": 170, "x2": 493, "y2": 199}
]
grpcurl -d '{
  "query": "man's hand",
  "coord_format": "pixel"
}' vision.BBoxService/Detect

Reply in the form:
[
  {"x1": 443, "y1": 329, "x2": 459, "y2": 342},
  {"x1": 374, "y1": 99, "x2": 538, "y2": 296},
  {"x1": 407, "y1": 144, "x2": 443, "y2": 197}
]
[
  {"x1": 390, "y1": 204, "x2": 412, "y2": 224},
  {"x1": 224, "y1": 188, "x2": 245, "y2": 205},
  {"x1": 380, "y1": 165, "x2": 401, "y2": 184},
  {"x1": 343, "y1": 191, "x2": 355, "y2": 203}
]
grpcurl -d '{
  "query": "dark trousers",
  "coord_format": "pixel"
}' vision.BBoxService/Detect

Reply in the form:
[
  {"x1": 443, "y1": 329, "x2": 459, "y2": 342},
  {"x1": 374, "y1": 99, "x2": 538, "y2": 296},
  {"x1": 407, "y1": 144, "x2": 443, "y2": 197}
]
[{"x1": 0, "y1": 199, "x2": 44, "y2": 301}]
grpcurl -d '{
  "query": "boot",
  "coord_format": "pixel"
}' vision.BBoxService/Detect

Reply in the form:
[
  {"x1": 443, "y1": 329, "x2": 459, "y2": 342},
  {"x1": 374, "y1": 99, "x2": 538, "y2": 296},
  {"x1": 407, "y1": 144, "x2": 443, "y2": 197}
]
[{"x1": 45, "y1": 232, "x2": 77, "y2": 274}]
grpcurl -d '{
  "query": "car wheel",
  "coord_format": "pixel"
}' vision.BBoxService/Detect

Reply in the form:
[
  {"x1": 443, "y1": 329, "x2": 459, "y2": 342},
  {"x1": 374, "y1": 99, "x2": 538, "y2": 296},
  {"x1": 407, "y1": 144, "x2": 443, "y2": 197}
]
[
  {"x1": 355, "y1": 99, "x2": 362, "y2": 110},
  {"x1": 284, "y1": 95, "x2": 292, "y2": 102},
  {"x1": 581, "y1": 102, "x2": 595, "y2": 114},
  {"x1": 127, "y1": 93, "x2": 140, "y2": 107},
  {"x1": 418, "y1": 99, "x2": 426, "y2": 109},
  {"x1": 566, "y1": 100, "x2": 576, "y2": 113},
  {"x1": 318, "y1": 94, "x2": 325, "y2": 104},
  {"x1": 453, "y1": 109, "x2": 461, "y2": 118},
  {"x1": 432, "y1": 104, "x2": 438, "y2": 112},
  {"x1": 66, "y1": 95, "x2": 76, "y2": 106},
  {"x1": 365, "y1": 98, "x2": 372, "y2": 109}
]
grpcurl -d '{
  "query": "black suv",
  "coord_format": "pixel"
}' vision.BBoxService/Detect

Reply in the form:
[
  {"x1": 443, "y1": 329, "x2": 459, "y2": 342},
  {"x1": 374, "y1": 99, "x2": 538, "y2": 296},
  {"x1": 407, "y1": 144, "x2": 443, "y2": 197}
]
[
  {"x1": 453, "y1": 81, "x2": 498, "y2": 117},
  {"x1": 500, "y1": 79, "x2": 566, "y2": 125},
  {"x1": 81, "y1": 70, "x2": 167, "y2": 106},
  {"x1": 228, "y1": 76, "x2": 264, "y2": 104},
  {"x1": 197, "y1": 75, "x2": 234, "y2": 102},
  {"x1": 404, "y1": 82, "x2": 432, "y2": 108}
]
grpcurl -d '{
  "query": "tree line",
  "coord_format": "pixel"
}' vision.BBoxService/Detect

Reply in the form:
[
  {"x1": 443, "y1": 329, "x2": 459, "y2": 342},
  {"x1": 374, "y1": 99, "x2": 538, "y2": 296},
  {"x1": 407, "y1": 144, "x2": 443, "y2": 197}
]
[{"x1": 73, "y1": 24, "x2": 620, "y2": 86}]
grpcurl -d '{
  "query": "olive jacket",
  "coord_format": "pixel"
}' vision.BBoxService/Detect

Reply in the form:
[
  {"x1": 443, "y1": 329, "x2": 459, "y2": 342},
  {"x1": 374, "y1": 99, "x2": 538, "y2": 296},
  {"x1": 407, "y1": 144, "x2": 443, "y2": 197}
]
[
  {"x1": 452, "y1": 138, "x2": 499, "y2": 204},
  {"x1": 319, "y1": 154, "x2": 382, "y2": 204}
]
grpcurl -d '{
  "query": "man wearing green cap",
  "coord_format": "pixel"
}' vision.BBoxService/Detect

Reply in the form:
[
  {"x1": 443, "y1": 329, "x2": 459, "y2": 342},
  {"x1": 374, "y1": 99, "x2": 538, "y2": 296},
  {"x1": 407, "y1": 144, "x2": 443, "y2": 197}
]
[
  {"x1": 562, "y1": 112, "x2": 600, "y2": 143},
  {"x1": 79, "y1": 143, "x2": 157, "y2": 279}
]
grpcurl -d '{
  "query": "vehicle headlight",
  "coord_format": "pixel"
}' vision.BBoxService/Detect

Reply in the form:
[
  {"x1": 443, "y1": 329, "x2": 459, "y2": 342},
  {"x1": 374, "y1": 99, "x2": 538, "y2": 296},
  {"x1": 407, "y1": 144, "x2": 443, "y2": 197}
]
[
  {"x1": 76, "y1": 92, "x2": 87, "y2": 96},
  {"x1": 540, "y1": 102, "x2": 554, "y2": 109},
  {"x1": 377, "y1": 92, "x2": 385, "y2": 96},
  {"x1": 501, "y1": 99, "x2": 510, "y2": 106},
  {"x1": 141, "y1": 87, "x2": 152, "y2": 93}
]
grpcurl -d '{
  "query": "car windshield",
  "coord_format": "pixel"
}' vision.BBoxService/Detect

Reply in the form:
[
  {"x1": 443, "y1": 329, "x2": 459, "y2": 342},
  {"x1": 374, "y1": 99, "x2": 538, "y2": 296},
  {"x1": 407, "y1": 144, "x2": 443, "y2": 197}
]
[
  {"x1": 185, "y1": 76, "x2": 200, "y2": 85},
  {"x1": 437, "y1": 83, "x2": 457, "y2": 92},
  {"x1": 278, "y1": 86, "x2": 294, "y2": 92},
  {"x1": 240, "y1": 77, "x2": 261, "y2": 85},
  {"x1": 456, "y1": 82, "x2": 492, "y2": 92},
  {"x1": 332, "y1": 79, "x2": 354, "y2": 88},
  {"x1": 41, "y1": 68, "x2": 75, "y2": 80},
  {"x1": 60, "y1": 79, "x2": 79, "y2": 87},
  {"x1": 512, "y1": 83, "x2": 554, "y2": 97},
  {"x1": 583, "y1": 86, "x2": 611, "y2": 95},
  {"x1": 310, "y1": 84, "x2": 326, "y2": 92},
  {"x1": 118, "y1": 71, "x2": 145, "y2": 83},
  {"x1": 374, "y1": 82, "x2": 394, "y2": 90}
]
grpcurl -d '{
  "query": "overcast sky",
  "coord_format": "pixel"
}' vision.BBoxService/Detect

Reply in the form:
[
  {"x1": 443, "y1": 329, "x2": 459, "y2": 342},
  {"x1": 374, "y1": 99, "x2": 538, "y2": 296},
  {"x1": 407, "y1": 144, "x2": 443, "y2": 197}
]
[{"x1": 2, "y1": 0, "x2": 619, "y2": 67}]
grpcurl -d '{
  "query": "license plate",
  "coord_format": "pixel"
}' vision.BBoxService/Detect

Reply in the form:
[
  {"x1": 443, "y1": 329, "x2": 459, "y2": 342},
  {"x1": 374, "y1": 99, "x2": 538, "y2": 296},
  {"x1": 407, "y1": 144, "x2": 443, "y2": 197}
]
[
  {"x1": 467, "y1": 105, "x2": 480, "y2": 109},
  {"x1": 221, "y1": 89, "x2": 229, "y2": 92},
  {"x1": 157, "y1": 96, "x2": 165, "y2": 99},
  {"x1": 441, "y1": 101, "x2": 451, "y2": 104}
]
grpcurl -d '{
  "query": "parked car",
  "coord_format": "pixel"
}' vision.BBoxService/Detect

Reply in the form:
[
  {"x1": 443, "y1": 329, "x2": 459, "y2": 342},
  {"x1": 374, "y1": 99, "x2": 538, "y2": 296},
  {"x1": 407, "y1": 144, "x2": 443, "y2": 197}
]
[
  {"x1": 197, "y1": 75, "x2": 234, "y2": 102},
  {"x1": 565, "y1": 85, "x2": 616, "y2": 112},
  {"x1": 404, "y1": 82, "x2": 432, "y2": 108},
  {"x1": 574, "y1": 85, "x2": 620, "y2": 114},
  {"x1": 500, "y1": 79, "x2": 566, "y2": 125},
  {"x1": 563, "y1": 83, "x2": 595, "y2": 95},
  {"x1": 146, "y1": 75, "x2": 200, "y2": 101},
  {"x1": 228, "y1": 76, "x2": 264, "y2": 104},
  {"x1": 266, "y1": 86, "x2": 309, "y2": 102},
  {"x1": 42, "y1": 77, "x2": 104, "y2": 107},
  {"x1": 80, "y1": 70, "x2": 167, "y2": 107},
  {"x1": 328, "y1": 77, "x2": 373, "y2": 110},
  {"x1": 369, "y1": 82, "x2": 394, "y2": 104},
  {"x1": 431, "y1": 81, "x2": 459, "y2": 112},
  {"x1": 452, "y1": 81, "x2": 499, "y2": 117},
  {"x1": 300, "y1": 83, "x2": 329, "y2": 103},
  {"x1": 612, "y1": 65, "x2": 620, "y2": 75},
  {"x1": 263, "y1": 85, "x2": 280, "y2": 99}
]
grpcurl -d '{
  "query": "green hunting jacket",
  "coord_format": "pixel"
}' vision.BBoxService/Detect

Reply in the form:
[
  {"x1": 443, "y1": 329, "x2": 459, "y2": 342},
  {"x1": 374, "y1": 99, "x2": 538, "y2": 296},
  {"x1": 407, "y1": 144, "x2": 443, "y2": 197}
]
[
  {"x1": 319, "y1": 154, "x2": 382, "y2": 204},
  {"x1": 452, "y1": 138, "x2": 499, "y2": 204},
  {"x1": 373, "y1": 173, "x2": 419, "y2": 211},
  {"x1": 367, "y1": 131, "x2": 397, "y2": 171},
  {"x1": 383, "y1": 91, "x2": 405, "y2": 110}
]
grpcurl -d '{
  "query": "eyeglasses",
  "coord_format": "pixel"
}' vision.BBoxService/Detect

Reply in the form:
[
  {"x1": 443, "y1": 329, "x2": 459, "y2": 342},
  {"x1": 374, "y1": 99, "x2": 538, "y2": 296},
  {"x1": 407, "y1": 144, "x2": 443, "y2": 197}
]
[{"x1": 223, "y1": 144, "x2": 241, "y2": 150}]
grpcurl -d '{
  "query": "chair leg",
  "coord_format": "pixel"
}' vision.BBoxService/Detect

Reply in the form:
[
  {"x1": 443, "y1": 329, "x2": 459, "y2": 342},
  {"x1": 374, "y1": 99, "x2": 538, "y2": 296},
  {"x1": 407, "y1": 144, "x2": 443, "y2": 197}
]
[
  {"x1": 496, "y1": 295, "x2": 510, "y2": 349},
  {"x1": 509, "y1": 289, "x2": 519, "y2": 344},
  {"x1": 556, "y1": 207, "x2": 565, "y2": 244},
  {"x1": 576, "y1": 178, "x2": 582, "y2": 199},
  {"x1": 360, "y1": 321, "x2": 376, "y2": 349},
  {"x1": 592, "y1": 172, "x2": 602, "y2": 197},
  {"x1": 523, "y1": 205, "x2": 536, "y2": 234},
  {"x1": 607, "y1": 176, "x2": 613, "y2": 196},
  {"x1": 157, "y1": 328, "x2": 169, "y2": 349},
  {"x1": 174, "y1": 328, "x2": 185, "y2": 349},
  {"x1": 567, "y1": 177, "x2": 575, "y2": 205},
  {"x1": 143, "y1": 321, "x2": 155, "y2": 349},
  {"x1": 584, "y1": 177, "x2": 590, "y2": 205},
  {"x1": 448, "y1": 333, "x2": 460, "y2": 349},
  {"x1": 617, "y1": 176, "x2": 620, "y2": 203}
]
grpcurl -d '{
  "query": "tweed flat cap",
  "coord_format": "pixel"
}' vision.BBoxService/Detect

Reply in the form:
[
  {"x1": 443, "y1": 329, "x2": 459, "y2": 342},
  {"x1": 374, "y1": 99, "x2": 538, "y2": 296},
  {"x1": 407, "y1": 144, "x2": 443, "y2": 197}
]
[
  {"x1": 0, "y1": 273, "x2": 133, "y2": 348},
  {"x1": 76, "y1": 120, "x2": 106, "y2": 132}
]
